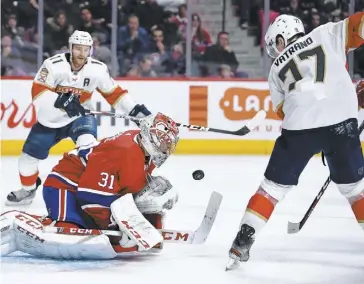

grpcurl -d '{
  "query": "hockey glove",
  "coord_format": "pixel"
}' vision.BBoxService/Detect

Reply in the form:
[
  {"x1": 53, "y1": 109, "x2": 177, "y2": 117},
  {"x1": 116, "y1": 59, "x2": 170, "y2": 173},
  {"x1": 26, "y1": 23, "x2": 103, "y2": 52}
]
[
  {"x1": 129, "y1": 104, "x2": 152, "y2": 127},
  {"x1": 134, "y1": 175, "x2": 178, "y2": 214},
  {"x1": 54, "y1": 92, "x2": 86, "y2": 118},
  {"x1": 129, "y1": 104, "x2": 151, "y2": 118}
]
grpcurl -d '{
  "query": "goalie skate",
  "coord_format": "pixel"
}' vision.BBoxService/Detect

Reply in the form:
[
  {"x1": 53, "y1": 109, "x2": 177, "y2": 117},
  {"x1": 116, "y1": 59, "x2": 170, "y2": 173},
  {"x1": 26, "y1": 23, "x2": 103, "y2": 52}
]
[
  {"x1": 226, "y1": 224, "x2": 255, "y2": 271},
  {"x1": 6, "y1": 178, "x2": 42, "y2": 206}
]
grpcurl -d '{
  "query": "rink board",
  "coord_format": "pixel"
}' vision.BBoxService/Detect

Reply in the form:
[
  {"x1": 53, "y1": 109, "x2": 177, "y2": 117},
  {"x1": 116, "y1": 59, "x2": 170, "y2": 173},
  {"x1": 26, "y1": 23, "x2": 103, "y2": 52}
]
[{"x1": 1, "y1": 78, "x2": 363, "y2": 155}]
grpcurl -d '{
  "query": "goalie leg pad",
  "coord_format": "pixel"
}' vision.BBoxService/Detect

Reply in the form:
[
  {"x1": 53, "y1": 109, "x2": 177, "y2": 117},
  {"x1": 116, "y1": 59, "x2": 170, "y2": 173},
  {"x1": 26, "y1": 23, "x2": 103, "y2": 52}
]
[
  {"x1": 43, "y1": 186, "x2": 88, "y2": 227},
  {"x1": 0, "y1": 210, "x2": 20, "y2": 256},
  {"x1": 12, "y1": 212, "x2": 116, "y2": 259},
  {"x1": 144, "y1": 213, "x2": 165, "y2": 252}
]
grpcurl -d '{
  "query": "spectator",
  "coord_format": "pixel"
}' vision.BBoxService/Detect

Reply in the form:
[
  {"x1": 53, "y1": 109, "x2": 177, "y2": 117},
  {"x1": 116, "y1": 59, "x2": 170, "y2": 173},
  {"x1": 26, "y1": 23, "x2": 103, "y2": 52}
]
[
  {"x1": 117, "y1": 14, "x2": 148, "y2": 74},
  {"x1": 168, "y1": 4, "x2": 187, "y2": 30},
  {"x1": 170, "y1": 43, "x2": 185, "y2": 75},
  {"x1": 218, "y1": 64, "x2": 234, "y2": 79},
  {"x1": 45, "y1": 10, "x2": 74, "y2": 52},
  {"x1": 306, "y1": 12, "x2": 321, "y2": 33},
  {"x1": 191, "y1": 13, "x2": 212, "y2": 57},
  {"x1": 162, "y1": 4, "x2": 187, "y2": 46},
  {"x1": 78, "y1": 7, "x2": 107, "y2": 37},
  {"x1": 139, "y1": 55, "x2": 157, "y2": 77},
  {"x1": 201, "y1": 32, "x2": 239, "y2": 75},
  {"x1": 1, "y1": 35, "x2": 26, "y2": 76},
  {"x1": 52, "y1": 0, "x2": 81, "y2": 28},
  {"x1": 127, "y1": 56, "x2": 157, "y2": 78},
  {"x1": 92, "y1": 35, "x2": 118, "y2": 74},
  {"x1": 288, "y1": 0, "x2": 304, "y2": 19},
  {"x1": 1, "y1": 14, "x2": 24, "y2": 46},
  {"x1": 132, "y1": 0, "x2": 165, "y2": 33},
  {"x1": 90, "y1": 0, "x2": 113, "y2": 36},
  {"x1": 147, "y1": 28, "x2": 173, "y2": 75}
]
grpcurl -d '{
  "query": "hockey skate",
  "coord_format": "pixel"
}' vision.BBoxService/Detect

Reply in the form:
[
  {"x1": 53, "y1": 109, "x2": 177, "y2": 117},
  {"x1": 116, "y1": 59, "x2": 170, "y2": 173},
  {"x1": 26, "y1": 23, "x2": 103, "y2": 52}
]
[
  {"x1": 226, "y1": 224, "x2": 255, "y2": 271},
  {"x1": 6, "y1": 178, "x2": 42, "y2": 206}
]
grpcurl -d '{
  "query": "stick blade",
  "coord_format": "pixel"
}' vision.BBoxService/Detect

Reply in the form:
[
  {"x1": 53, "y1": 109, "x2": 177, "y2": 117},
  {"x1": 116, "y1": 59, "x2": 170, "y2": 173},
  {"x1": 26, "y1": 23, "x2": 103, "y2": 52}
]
[
  {"x1": 234, "y1": 110, "x2": 267, "y2": 136},
  {"x1": 247, "y1": 110, "x2": 267, "y2": 130},
  {"x1": 191, "y1": 191, "x2": 223, "y2": 244},
  {"x1": 287, "y1": 221, "x2": 301, "y2": 234}
]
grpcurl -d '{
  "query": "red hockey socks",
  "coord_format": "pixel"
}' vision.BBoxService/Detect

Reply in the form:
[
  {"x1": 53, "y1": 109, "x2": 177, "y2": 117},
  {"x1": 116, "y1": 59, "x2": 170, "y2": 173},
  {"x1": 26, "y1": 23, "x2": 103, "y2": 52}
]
[
  {"x1": 351, "y1": 197, "x2": 364, "y2": 229},
  {"x1": 20, "y1": 171, "x2": 39, "y2": 190},
  {"x1": 239, "y1": 192, "x2": 276, "y2": 234}
]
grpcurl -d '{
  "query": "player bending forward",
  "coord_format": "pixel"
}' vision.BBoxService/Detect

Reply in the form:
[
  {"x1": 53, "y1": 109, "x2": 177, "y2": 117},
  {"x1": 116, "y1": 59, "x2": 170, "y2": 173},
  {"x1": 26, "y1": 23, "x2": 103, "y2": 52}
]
[
  {"x1": 1, "y1": 113, "x2": 179, "y2": 259},
  {"x1": 226, "y1": 13, "x2": 364, "y2": 270},
  {"x1": 6, "y1": 30, "x2": 151, "y2": 206}
]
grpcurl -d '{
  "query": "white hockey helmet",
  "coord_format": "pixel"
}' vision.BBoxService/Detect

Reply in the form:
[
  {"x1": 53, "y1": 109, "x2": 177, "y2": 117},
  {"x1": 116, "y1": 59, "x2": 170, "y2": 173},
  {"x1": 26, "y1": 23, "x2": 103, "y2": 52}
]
[
  {"x1": 264, "y1": 14, "x2": 305, "y2": 58},
  {"x1": 139, "y1": 113, "x2": 179, "y2": 167},
  {"x1": 68, "y1": 30, "x2": 93, "y2": 56}
]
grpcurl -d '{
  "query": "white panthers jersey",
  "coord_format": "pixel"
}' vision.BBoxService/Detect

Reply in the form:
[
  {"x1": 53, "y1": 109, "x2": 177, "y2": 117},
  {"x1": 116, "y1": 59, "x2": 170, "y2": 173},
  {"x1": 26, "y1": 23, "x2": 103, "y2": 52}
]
[
  {"x1": 268, "y1": 13, "x2": 364, "y2": 130},
  {"x1": 32, "y1": 53, "x2": 136, "y2": 128}
]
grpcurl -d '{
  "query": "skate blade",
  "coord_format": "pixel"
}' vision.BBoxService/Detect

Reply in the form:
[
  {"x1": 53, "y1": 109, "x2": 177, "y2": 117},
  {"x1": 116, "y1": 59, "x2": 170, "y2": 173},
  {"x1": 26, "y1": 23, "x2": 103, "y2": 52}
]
[
  {"x1": 5, "y1": 199, "x2": 34, "y2": 206},
  {"x1": 225, "y1": 257, "x2": 240, "y2": 271}
]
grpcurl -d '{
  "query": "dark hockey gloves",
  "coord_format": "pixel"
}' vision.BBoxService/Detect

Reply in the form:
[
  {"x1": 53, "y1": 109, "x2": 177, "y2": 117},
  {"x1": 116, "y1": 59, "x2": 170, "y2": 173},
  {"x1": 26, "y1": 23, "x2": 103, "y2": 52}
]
[
  {"x1": 129, "y1": 104, "x2": 151, "y2": 118},
  {"x1": 54, "y1": 92, "x2": 86, "y2": 118}
]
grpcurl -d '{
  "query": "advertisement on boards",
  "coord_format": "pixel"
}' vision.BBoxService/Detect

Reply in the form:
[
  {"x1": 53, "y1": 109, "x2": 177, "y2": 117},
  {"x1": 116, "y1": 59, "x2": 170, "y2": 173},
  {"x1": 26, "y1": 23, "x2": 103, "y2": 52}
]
[{"x1": 1, "y1": 79, "x2": 363, "y2": 155}]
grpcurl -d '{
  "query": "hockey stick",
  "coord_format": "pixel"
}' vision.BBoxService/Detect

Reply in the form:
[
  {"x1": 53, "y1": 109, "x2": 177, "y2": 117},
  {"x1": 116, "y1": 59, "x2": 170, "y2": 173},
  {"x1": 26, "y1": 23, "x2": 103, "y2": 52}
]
[
  {"x1": 287, "y1": 120, "x2": 364, "y2": 234},
  {"x1": 43, "y1": 191, "x2": 222, "y2": 244},
  {"x1": 86, "y1": 109, "x2": 267, "y2": 136}
]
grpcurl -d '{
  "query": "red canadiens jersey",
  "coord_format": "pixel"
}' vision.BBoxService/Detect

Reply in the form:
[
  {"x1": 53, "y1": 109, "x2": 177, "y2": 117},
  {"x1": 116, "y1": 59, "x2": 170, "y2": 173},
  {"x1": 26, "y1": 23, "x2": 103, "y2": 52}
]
[{"x1": 44, "y1": 130, "x2": 155, "y2": 228}]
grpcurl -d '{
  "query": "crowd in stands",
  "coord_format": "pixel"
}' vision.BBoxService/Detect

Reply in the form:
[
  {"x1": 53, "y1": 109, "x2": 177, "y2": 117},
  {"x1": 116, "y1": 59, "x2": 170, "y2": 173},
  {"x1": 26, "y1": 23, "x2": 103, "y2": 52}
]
[
  {"x1": 2, "y1": 0, "x2": 364, "y2": 78},
  {"x1": 1, "y1": 0, "x2": 241, "y2": 78},
  {"x1": 234, "y1": 0, "x2": 364, "y2": 78}
]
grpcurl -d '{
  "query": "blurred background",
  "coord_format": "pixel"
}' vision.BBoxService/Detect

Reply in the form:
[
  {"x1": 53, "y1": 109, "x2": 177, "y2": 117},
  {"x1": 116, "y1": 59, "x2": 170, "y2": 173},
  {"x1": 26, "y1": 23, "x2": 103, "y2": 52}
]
[{"x1": 1, "y1": 0, "x2": 363, "y2": 79}]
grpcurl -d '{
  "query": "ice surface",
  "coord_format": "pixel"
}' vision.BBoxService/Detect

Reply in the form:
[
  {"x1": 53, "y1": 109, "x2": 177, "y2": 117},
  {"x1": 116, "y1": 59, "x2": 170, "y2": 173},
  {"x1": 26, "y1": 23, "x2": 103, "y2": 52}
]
[{"x1": 1, "y1": 155, "x2": 364, "y2": 284}]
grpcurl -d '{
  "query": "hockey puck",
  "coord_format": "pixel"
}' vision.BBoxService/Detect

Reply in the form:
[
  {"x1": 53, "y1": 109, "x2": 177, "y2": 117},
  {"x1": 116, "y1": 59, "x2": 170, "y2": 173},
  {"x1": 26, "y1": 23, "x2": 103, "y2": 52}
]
[{"x1": 192, "y1": 170, "x2": 205, "y2": 180}]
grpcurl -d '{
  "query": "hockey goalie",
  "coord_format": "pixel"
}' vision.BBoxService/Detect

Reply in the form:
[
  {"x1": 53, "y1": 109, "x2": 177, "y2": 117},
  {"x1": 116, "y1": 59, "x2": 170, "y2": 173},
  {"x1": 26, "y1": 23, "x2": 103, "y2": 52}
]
[{"x1": 0, "y1": 113, "x2": 180, "y2": 259}]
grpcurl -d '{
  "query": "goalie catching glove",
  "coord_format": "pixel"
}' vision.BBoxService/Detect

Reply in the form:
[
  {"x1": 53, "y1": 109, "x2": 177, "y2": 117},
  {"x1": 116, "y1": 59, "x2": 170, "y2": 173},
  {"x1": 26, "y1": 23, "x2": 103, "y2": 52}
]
[{"x1": 134, "y1": 175, "x2": 178, "y2": 214}]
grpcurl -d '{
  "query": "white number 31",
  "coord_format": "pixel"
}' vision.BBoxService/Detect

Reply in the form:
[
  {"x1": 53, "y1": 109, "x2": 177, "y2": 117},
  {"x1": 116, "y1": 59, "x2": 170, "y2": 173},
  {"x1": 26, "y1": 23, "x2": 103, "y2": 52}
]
[{"x1": 98, "y1": 172, "x2": 115, "y2": 189}]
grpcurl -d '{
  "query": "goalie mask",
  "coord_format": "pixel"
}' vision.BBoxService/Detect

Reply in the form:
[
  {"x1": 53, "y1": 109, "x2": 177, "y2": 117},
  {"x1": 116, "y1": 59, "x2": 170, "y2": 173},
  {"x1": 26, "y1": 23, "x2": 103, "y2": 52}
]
[{"x1": 139, "y1": 113, "x2": 179, "y2": 167}]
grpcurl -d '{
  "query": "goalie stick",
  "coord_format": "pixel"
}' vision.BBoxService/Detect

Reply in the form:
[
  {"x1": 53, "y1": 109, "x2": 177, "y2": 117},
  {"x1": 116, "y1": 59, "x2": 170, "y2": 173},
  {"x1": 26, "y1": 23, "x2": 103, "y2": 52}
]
[
  {"x1": 287, "y1": 120, "x2": 364, "y2": 234},
  {"x1": 85, "y1": 109, "x2": 266, "y2": 136},
  {"x1": 44, "y1": 191, "x2": 222, "y2": 244}
]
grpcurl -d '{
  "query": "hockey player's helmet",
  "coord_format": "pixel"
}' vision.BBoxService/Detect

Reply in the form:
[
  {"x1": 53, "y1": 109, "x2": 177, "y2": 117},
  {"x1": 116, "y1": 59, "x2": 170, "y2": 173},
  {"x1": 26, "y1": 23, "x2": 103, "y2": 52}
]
[
  {"x1": 139, "y1": 113, "x2": 179, "y2": 167},
  {"x1": 69, "y1": 30, "x2": 93, "y2": 56},
  {"x1": 264, "y1": 14, "x2": 305, "y2": 58}
]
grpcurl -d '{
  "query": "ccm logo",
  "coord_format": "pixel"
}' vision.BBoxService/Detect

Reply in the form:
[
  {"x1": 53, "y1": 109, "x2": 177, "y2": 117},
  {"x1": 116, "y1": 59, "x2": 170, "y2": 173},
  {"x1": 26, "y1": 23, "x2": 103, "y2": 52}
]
[
  {"x1": 121, "y1": 221, "x2": 150, "y2": 249},
  {"x1": 69, "y1": 228, "x2": 94, "y2": 235},
  {"x1": 16, "y1": 226, "x2": 45, "y2": 243},
  {"x1": 16, "y1": 214, "x2": 43, "y2": 230},
  {"x1": 162, "y1": 231, "x2": 189, "y2": 242}
]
